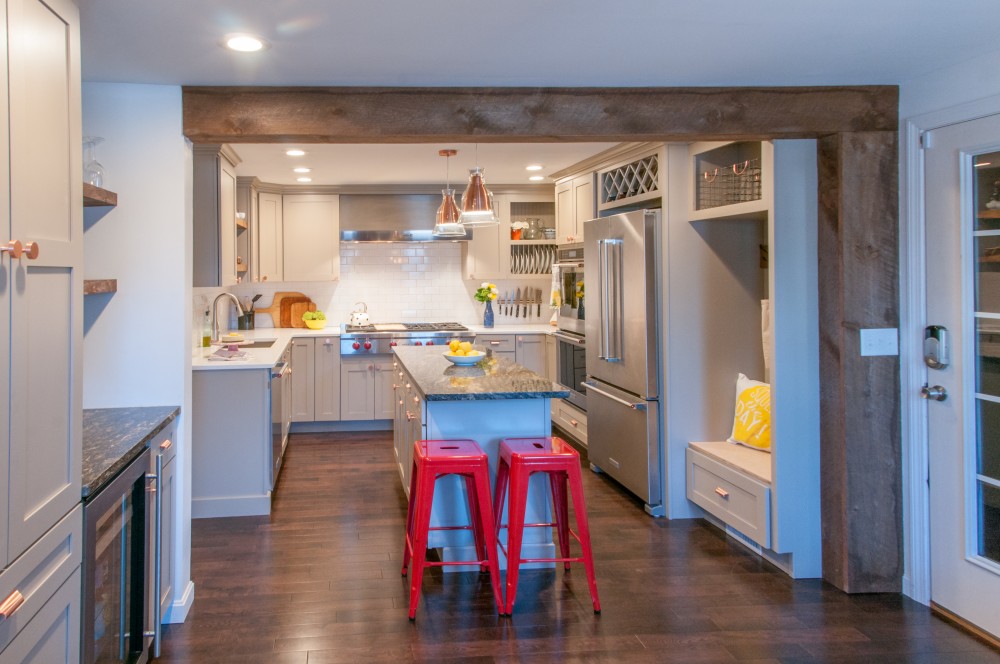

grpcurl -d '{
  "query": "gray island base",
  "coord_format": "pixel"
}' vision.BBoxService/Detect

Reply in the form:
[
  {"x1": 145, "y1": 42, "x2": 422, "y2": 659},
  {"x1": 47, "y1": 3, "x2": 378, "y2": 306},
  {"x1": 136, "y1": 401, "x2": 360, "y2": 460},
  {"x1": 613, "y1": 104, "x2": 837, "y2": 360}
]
[{"x1": 392, "y1": 346, "x2": 570, "y2": 570}]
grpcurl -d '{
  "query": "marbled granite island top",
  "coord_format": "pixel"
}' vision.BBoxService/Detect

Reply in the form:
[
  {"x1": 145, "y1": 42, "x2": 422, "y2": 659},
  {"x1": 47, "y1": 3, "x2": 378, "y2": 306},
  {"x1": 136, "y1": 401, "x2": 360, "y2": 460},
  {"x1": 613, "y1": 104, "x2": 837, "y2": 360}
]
[
  {"x1": 393, "y1": 346, "x2": 569, "y2": 401},
  {"x1": 82, "y1": 406, "x2": 180, "y2": 498}
]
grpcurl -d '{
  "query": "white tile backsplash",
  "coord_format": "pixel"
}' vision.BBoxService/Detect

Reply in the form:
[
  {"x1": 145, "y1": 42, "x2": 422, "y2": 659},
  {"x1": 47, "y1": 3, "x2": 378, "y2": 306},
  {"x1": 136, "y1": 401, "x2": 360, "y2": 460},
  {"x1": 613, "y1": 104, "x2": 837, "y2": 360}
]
[{"x1": 210, "y1": 242, "x2": 550, "y2": 328}]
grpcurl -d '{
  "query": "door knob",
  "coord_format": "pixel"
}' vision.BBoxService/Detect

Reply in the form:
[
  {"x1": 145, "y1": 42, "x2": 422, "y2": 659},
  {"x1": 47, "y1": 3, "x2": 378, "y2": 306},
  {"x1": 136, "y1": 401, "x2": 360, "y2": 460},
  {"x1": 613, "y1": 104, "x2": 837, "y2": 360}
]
[
  {"x1": 0, "y1": 240, "x2": 35, "y2": 259},
  {"x1": 920, "y1": 384, "x2": 948, "y2": 401}
]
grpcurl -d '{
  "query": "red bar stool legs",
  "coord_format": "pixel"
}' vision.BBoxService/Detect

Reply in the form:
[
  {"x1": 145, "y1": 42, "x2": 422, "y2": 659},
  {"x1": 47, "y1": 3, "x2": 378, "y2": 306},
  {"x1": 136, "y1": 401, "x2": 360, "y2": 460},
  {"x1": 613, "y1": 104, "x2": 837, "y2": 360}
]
[
  {"x1": 494, "y1": 436, "x2": 601, "y2": 616},
  {"x1": 401, "y1": 439, "x2": 503, "y2": 619}
]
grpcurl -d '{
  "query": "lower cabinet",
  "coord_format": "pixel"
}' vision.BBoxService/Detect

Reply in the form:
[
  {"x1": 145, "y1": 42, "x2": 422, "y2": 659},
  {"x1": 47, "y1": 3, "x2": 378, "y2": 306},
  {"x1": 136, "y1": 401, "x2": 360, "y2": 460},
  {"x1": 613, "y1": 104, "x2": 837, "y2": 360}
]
[
  {"x1": 149, "y1": 423, "x2": 177, "y2": 624},
  {"x1": 0, "y1": 505, "x2": 82, "y2": 663},
  {"x1": 545, "y1": 334, "x2": 556, "y2": 382},
  {"x1": 290, "y1": 338, "x2": 315, "y2": 422},
  {"x1": 391, "y1": 361, "x2": 424, "y2": 493},
  {"x1": 474, "y1": 334, "x2": 515, "y2": 362},
  {"x1": 340, "y1": 356, "x2": 395, "y2": 421},
  {"x1": 314, "y1": 337, "x2": 341, "y2": 421},
  {"x1": 552, "y1": 399, "x2": 588, "y2": 447},
  {"x1": 475, "y1": 333, "x2": 547, "y2": 375}
]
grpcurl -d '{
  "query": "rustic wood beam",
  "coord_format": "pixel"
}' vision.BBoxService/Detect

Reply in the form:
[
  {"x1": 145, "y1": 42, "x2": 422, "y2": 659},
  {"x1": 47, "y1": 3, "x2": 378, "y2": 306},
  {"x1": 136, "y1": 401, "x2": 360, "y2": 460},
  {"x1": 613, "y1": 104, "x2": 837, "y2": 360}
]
[
  {"x1": 182, "y1": 86, "x2": 898, "y2": 144},
  {"x1": 817, "y1": 131, "x2": 902, "y2": 593}
]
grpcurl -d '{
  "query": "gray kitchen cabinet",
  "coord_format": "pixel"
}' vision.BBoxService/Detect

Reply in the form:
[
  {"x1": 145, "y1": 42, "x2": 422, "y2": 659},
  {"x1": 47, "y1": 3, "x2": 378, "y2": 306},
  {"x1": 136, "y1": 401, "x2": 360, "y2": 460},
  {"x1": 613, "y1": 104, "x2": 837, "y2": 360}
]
[
  {"x1": 464, "y1": 192, "x2": 555, "y2": 280},
  {"x1": 192, "y1": 367, "x2": 276, "y2": 517},
  {"x1": 545, "y1": 334, "x2": 556, "y2": 382},
  {"x1": 474, "y1": 334, "x2": 515, "y2": 362},
  {"x1": 282, "y1": 194, "x2": 340, "y2": 281},
  {"x1": 314, "y1": 337, "x2": 341, "y2": 421},
  {"x1": 391, "y1": 361, "x2": 423, "y2": 495},
  {"x1": 516, "y1": 334, "x2": 546, "y2": 375},
  {"x1": 290, "y1": 338, "x2": 315, "y2": 422},
  {"x1": 193, "y1": 144, "x2": 240, "y2": 286},
  {"x1": 149, "y1": 423, "x2": 177, "y2": 623},
  {"x1": 0, "y1": 0, "x2": 82, "y2": 654},
  {"x1": 235, "y1": 176, "x2": 255, "y2": 283},
  {"x1": 340, "y1": 355, "x2": 395, "y2": 421},
  {"x1": 555, "y1": 173, "x2": 594, "y2": 243},
  {"x1": 256, "y1": 189, "x2": 283, "y2": 282}
]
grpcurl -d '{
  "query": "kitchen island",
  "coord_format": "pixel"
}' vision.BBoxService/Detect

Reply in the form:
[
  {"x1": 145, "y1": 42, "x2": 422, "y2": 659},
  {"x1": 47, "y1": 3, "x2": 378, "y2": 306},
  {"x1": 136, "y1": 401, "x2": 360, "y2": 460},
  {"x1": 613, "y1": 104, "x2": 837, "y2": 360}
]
[{"x1": 391, "y1": 345, "x2": 568, "y2": 568}]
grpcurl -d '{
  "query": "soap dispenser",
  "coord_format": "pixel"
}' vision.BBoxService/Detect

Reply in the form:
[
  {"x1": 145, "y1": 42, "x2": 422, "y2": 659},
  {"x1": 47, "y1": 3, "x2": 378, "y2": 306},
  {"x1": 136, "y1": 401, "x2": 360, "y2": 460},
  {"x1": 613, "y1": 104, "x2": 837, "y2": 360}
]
[{"x1": 201, "y1": 309, "x2": 212, "y2": 347}]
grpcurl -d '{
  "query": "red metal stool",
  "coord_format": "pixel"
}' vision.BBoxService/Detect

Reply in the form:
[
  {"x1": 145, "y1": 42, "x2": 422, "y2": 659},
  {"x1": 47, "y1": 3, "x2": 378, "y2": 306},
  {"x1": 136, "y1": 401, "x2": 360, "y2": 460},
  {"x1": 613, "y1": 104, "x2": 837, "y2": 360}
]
[
  {"x1": 401, "y1": 439, "x2": 503, "y2": 619},
  {"x1": 493, "y1": 436, "x2": 600, "y2": 615}
]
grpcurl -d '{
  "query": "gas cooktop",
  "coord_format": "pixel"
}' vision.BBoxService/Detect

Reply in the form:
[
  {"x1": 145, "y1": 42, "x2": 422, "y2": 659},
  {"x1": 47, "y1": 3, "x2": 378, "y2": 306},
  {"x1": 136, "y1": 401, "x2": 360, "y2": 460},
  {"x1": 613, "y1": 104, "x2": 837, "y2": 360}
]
[{"x1": 343, "y1": 322, "x2": 469, "y2": 334}]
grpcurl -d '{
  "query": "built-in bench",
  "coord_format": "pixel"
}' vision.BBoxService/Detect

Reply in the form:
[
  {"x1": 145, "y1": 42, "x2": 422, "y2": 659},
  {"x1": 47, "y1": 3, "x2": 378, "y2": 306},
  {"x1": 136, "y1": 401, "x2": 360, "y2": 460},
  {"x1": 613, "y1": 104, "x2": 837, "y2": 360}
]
[{"x1": 686, "y1": 441, "x2": 771, "y2": 548}]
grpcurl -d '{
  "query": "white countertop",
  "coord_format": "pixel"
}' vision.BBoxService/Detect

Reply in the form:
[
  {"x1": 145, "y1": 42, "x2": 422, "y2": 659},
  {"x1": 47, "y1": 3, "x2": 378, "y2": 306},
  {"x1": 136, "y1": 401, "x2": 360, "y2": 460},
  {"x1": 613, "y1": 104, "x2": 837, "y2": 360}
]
[{"x1": 192, "y1": 322, "x2": 559, "y2": 371}]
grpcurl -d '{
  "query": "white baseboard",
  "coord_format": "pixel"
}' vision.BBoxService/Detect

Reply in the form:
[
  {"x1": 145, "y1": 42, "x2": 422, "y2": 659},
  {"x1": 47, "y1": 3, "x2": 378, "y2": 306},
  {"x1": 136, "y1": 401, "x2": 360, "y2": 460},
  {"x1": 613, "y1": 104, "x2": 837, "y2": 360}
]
[
  {"x1": 163, "y1": 581, "x2": 195, "y2": 624},
  {"x1": 290, "y1": 420, "x2": 392, "y2": 433},
  {"x1": 192, "y1": 494, "x2": 271, "y2": 518}
]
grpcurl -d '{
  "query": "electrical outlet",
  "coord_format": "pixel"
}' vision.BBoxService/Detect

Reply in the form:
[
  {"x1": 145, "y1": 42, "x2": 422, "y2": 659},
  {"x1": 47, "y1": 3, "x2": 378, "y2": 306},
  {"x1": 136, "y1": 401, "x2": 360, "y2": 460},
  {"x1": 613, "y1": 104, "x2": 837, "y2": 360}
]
[{"x1": 860, "y1": 328, "x2": 898, "y2": 356}]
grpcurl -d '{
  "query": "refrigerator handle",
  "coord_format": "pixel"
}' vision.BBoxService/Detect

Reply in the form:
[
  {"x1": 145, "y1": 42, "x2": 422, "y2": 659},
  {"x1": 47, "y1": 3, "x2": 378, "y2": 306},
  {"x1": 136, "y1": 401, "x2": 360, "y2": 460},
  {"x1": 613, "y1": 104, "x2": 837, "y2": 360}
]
[
  {"x1": 582, "y1": 381, "x2": 647, "y2": 410},
  {"x1": 599, "y1": 239, "x2": 610, "y2": 360},
  {"x1": 607, "y1": 239, "x2": 624, "y2": 362}
]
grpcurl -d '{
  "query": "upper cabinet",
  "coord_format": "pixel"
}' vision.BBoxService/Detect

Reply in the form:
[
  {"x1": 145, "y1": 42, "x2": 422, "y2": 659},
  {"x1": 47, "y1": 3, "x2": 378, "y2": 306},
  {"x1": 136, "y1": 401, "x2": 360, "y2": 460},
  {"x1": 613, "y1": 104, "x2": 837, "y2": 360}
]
[
  {"x1": 687, "y1": 141, "x2": 770, "y2": 223},
  {"x1": 257, "y1": 189, "x2": 283, "y2": 283},
  {"x1": 193, "y1": 144, "x2": 240, "y2": 287},
  {"x1": 555, "y1": 174, "x2": 594, "y2": 244},
  {"x1": 464, "y1": 191, "x2": 555, "y2": 280},
  {"x1": 282, "y1": 194, "x2": 340, "y2": 281}
]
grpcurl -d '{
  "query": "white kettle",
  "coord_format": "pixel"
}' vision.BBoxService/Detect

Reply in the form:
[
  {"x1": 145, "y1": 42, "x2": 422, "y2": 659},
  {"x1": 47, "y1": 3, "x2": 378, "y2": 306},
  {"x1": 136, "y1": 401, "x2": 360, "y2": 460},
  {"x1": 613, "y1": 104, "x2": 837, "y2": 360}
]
[{"x1": 349, "y1": 302, "x2": 370, "y2": 327}]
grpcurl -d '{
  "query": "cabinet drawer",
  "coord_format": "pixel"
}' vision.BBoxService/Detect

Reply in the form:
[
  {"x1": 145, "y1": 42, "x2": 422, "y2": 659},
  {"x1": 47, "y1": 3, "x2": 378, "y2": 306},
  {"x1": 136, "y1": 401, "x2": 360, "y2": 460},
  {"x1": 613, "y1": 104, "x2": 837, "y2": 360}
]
[
  {"x1": 475, "y1": 335, "x2": 515, "y2": 353},
  {"x1": 552, "y1": 400, "x2": 587, "y2": 445},
  {"x1": 686, "y1": 448, "x2": 770, "y2": 548},
  {"x1": 0, "y1": 506, "x2": 82, "y2": 654},
  {"x1": 150, "y1": 422, "x2": 177, "y2": 466}
]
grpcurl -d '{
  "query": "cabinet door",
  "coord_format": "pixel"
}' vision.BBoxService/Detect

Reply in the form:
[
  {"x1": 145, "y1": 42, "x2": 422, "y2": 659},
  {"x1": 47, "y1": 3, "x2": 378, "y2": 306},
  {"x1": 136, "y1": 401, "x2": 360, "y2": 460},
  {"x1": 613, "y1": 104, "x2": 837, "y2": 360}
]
[
  {"x1": 516, "y1": 335, "x2": 546, "y2": 374},
  {"x1": 555, "y1": 179, "x2": 575, "y2": 243},
  {"x1": 159, "y1": 453, "x2": 175, "y2": 621},
  {"x1": 283, "y1": 194, "x2": 340, "y2": 281},
  {"x1": 7, "y1": 0, "x2": 81, "y2": 564},
  {"x1": 0, "y1": 0, "x2": 9, "y2": 570},
  {"x1": 314, "y1": 337, "x2": 341, "y2": 421},
  {"x1": 573, "y1": 174, "x2": 595, "y2": 236},
  {"x1": 545, "y1": 334, "x2": 557, "y2": 382},
  {"x1": 340, "y1": 357, "x2": 374, "y2": 420},
  {"x1": 290, "y1": 338, "x2": 315, "y2": 422},
  {"x1": 0, "y1": 567, "x2": 81, "y2": 664},
  {"x1": 257, "y1": 191, "x2": 283, "y2": 282},
  {"x1": 464, "y1": 217, "x2": 502, "y2": 280},
  {"x1": 374, "y1": 359, "x2": 396, "y2": 420}
]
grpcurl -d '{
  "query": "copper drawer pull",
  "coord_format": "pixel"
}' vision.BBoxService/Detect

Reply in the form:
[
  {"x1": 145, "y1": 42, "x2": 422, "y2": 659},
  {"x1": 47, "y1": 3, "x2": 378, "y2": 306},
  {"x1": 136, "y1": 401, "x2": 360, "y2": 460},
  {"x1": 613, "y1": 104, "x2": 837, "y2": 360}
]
[
  {"x1": 715, "y1": 487, "x2": 730, "y2": 499},
  {"x1": 0, "y1": 590, "x2": 25, "y2": 621},
  {"x1": 570, "y1": 419, "x2": 579, "y2": 427},
  {"x1": 160, "y1": 439, "x2": 172, "y2": 451}
]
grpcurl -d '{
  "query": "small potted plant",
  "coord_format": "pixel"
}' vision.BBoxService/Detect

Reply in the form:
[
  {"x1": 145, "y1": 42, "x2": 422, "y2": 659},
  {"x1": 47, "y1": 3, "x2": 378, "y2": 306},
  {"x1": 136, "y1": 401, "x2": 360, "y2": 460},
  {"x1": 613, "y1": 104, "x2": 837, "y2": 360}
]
[{"x1": 302, "y1": 310, "x2": 327, "y2": 330}]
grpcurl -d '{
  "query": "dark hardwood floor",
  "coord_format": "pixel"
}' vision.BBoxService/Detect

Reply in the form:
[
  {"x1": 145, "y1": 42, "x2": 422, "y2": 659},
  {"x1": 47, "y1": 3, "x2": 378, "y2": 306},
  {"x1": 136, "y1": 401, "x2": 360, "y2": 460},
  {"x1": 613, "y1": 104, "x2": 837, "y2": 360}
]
[{"x1": 157, "y1": 431, "x2": 1000, "y2": 663}]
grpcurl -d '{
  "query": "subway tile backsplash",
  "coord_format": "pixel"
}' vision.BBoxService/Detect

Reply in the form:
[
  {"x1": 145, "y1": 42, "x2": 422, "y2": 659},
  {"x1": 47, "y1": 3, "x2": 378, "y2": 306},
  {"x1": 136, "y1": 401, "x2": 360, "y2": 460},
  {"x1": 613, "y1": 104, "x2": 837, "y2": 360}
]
[{"x1": 209, "y1": 243, "x2": 550, "y2": 329}]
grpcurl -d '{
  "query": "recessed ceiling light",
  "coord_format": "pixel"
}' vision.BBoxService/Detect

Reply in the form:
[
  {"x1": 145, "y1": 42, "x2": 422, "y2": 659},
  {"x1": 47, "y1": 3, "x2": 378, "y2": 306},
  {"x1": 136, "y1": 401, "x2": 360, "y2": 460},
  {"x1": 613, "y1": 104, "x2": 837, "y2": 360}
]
[
  {"x1": 296, "y1": 177, "x2": 312, "y2": 183},
  {"x1": 529, "y1": 175, "x2": 545, "y2": 181},
  {"x1": 223, "y1": 34, "x2": 269, "y2": 53},
  {"x1": 526, "y1": 164, "x2": 543, "y2": 171},
  {"x1": 286, "y1": 149, "x2": 306, "y2": 157},
  {"x1": 293, "y1": 167, "x2": 311, "y2": 173}
]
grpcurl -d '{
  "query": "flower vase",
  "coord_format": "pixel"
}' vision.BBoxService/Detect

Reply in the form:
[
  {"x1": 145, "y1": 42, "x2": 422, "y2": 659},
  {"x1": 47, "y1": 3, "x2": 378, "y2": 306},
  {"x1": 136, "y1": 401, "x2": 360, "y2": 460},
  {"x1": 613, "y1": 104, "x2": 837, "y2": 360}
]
[
  {"x1": 483, "y1": 300, "x2": 495, "y2": 328},
  {"x1": 577, "y1": 297, "x2": 585, "y2": 320}
]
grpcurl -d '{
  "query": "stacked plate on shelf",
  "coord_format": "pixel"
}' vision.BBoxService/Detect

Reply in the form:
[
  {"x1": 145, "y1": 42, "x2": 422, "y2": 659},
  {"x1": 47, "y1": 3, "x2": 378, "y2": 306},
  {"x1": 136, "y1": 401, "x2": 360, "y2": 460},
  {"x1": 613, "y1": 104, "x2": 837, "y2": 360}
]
[{"x1": 511, "y1": 244, "x2": 555, "y2": 275}]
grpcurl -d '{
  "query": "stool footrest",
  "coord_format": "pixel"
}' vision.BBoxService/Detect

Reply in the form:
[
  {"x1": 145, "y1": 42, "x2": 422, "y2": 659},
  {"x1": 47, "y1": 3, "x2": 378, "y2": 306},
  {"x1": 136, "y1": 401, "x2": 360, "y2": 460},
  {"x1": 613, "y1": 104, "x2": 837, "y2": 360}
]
[{"x1": 517, "y1": 556, "x2": 586, "y2": 565}]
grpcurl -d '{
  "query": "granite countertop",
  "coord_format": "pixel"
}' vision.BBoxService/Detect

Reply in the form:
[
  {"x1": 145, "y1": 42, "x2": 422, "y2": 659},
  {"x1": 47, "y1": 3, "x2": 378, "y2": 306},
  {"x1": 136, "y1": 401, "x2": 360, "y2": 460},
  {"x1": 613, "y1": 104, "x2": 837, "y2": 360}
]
[
  {"x1": 393, "y1": 346, "x2": 569, "y2": 402},
  {"x1": 82, "y1": 406, "x2": 180, "y2": 498}
]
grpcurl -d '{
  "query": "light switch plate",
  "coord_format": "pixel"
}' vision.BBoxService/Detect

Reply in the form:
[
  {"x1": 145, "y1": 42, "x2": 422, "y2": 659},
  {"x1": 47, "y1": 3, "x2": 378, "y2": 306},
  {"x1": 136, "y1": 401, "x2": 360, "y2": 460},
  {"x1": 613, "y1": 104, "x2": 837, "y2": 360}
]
[{"x1": 860, "y1": 328, "x2": 899, "y2": 356}]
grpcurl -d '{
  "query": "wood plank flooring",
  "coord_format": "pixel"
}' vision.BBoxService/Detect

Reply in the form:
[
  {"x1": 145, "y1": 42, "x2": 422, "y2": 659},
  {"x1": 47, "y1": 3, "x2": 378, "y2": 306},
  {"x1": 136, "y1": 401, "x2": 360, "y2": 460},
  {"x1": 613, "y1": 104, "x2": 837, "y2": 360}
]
[{"x1": 156, "y1": 431, "x2": 1000, "y2": 663}]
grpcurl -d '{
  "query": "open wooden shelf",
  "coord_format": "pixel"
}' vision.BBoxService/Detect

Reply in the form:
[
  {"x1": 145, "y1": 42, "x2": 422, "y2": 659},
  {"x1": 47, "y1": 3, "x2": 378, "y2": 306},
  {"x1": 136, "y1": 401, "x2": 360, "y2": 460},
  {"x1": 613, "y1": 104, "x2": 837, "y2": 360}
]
[
  {"x1": 83, "y1": 183, "x2": 118, "y2": 207},
  {"x1": 83, "y1": 279, "x2": 117, "y2": 295},
  {"x1": 978, "y1": 209, "x2": 1000, "y2": 219}
]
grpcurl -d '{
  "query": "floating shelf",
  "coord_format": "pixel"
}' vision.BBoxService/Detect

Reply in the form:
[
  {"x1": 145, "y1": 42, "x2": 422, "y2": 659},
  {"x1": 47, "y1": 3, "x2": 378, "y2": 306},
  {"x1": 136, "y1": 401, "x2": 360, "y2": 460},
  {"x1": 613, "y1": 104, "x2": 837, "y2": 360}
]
[
  {"x1": 84, "y1": 279, "x2": 117, "y2": 295},
  {"x1": 83, "y1": 183, "x2": 118, "y2": 207},
  {"x1": 979, "y1": 210, "x2": 1000, "y2": 219}
]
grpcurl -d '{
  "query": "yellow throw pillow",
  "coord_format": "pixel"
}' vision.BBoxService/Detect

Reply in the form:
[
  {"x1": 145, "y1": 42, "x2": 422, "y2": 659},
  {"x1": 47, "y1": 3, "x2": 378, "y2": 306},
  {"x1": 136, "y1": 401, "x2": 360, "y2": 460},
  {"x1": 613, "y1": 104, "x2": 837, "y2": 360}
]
[{"x1": 727, "y1": 373, "x2": 771, "y2": 452}]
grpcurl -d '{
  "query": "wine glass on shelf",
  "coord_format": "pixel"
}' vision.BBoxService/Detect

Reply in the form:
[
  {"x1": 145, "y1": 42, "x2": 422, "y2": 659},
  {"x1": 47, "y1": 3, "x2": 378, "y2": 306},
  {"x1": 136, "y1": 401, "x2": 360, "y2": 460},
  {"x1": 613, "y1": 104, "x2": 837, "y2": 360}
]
[{"x1": 82, "y1": 136, "x2": 105, "y2": 188}]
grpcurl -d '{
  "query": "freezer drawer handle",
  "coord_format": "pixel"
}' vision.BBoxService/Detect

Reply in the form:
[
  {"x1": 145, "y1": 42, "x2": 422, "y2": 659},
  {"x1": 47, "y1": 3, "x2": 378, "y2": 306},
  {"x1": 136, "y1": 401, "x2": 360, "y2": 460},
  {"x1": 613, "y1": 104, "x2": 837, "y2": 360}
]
[
  {"x1": 714, "y1": 487, "x2": 730, "y2": 500},
  {"x1": 582, "y1": 381, "x2": 646, "y2": 411}
]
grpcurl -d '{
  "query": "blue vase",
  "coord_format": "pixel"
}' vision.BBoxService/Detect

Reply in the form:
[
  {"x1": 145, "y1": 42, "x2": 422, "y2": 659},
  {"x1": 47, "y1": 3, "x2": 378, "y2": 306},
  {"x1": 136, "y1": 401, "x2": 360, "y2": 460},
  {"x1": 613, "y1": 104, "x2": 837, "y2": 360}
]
[{"x1": 483, "y1": 300, "x2": 494, "y2": 328}]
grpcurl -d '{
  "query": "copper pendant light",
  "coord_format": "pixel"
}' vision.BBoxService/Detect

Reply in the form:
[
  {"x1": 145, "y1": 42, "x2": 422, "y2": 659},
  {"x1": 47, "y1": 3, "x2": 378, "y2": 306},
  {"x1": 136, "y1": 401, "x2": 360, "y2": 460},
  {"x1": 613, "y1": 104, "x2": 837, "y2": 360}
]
[
  {"x1": 459, "y1": 146, "x2": 499, "y2": 227},
  {"x1": 433, "y1": 149, "x2": 467, "y2": 238}
]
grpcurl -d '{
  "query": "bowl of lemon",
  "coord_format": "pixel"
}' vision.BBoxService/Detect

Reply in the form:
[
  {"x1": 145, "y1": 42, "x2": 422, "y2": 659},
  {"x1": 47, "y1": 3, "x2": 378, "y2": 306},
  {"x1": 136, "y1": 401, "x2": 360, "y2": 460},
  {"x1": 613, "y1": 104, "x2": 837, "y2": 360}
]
[{"x1": 443, "y1": 340, "x2": 485, "y2": 365}]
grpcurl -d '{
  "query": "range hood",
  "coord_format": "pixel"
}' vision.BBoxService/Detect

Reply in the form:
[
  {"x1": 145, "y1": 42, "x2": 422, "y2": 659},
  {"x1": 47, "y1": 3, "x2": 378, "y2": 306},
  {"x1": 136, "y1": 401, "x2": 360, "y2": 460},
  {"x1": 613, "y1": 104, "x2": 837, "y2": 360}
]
[{"x1": 339, "y1": 194, "x2": 470, "y2": 242}]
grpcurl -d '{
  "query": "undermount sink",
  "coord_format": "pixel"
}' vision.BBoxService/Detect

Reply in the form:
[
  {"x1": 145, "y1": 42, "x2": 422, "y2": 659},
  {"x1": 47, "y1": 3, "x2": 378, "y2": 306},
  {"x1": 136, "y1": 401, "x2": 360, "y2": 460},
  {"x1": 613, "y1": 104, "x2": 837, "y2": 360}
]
[{"x1": 242, "y1": 340, "x2": 276, "y2": 349}]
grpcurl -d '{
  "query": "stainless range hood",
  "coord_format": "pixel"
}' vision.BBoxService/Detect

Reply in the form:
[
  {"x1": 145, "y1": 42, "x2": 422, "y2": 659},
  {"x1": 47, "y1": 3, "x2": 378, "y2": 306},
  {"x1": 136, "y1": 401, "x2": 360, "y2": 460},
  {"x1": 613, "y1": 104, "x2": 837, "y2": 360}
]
[{"x1": 339, "y1": 194, "x2": 470, "y2": 242}]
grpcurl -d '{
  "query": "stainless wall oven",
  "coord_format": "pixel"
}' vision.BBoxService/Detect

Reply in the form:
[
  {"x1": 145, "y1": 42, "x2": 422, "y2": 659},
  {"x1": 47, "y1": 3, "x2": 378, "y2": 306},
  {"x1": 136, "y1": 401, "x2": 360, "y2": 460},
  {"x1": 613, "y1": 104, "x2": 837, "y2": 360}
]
[
  {"x1": 552, "y1": 330, "x2": 587, "y2": 411},
  {"x1": 83, "y1": 448, "x2": 154, "y2": 664},
  {"x1": 555, "y1": 243, "x2": 585, "y2": 335}
]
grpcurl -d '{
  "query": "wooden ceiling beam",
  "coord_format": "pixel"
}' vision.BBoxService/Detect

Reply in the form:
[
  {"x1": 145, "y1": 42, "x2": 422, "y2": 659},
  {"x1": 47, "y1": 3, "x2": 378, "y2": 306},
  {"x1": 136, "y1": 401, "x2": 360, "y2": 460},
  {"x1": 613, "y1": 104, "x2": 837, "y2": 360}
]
[{"x1": 182, "y1": 86, "x2": 898, "y2": 144}]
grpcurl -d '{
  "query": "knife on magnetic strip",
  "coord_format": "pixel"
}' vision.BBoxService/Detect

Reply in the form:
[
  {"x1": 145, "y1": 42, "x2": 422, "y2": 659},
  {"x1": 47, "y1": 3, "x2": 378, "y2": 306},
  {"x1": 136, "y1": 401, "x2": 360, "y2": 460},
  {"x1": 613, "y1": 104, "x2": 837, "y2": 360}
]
[{"x1": 515, "y1": 287, "x2": 521, "y2": 317}]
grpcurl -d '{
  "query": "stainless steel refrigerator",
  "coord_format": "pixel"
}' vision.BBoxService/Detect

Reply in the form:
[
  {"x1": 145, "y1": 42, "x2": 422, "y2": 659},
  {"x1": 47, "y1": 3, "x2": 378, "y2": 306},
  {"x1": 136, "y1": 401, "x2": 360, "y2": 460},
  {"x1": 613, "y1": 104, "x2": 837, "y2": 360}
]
[{"x1": 583, "y1": 209, "x2": 665, "y2": 516}]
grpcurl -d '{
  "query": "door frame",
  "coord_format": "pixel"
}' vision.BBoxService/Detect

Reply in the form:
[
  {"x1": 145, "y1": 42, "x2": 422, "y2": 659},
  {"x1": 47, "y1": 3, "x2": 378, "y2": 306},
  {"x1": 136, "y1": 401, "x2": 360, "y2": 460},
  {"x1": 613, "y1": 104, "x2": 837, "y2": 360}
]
[{"x1": 902, "y1": 91, "x2": 1000, "y2": 604}]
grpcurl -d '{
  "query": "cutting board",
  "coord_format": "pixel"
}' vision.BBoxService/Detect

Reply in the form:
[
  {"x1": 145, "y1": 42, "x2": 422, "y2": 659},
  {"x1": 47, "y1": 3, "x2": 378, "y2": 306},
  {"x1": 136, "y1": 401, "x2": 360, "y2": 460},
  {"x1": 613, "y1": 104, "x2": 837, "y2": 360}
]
[
  {"x1": 278, "y1": 296, "x2": 311, "y2": 327},
  {"x1": 256, "y1": 291, "x2": 310, "y2": 326},
  {"x1": 289, "y1": 301, "x2": 317, "y2": 328}
]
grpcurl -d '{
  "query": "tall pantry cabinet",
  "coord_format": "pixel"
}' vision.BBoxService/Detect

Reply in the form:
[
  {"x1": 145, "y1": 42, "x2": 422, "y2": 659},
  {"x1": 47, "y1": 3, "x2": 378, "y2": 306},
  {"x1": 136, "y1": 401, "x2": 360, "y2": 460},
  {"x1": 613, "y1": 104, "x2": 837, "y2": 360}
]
[{"x1": 0, "y1": 0, "x2": 83, "y2": 660}]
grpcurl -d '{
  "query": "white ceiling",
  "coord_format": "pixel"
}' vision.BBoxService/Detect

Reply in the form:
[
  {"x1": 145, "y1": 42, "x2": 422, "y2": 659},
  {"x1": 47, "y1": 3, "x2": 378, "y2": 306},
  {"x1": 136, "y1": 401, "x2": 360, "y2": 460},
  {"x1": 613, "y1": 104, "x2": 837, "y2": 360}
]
[
  {"x1": 230, "y1": 143, "x2": 616, "y2": 186},
  {"x1": 78, "y1": 1, "x2": 1000, "y2": 184}
]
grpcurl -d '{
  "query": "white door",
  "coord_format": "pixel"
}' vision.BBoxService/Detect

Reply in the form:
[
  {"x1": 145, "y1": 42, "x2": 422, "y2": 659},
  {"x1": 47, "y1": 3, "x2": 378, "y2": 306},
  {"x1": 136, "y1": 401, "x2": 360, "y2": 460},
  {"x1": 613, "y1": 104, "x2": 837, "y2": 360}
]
[{"x1": 925, "y1": 113, "x2": 1000, "y2": 637}]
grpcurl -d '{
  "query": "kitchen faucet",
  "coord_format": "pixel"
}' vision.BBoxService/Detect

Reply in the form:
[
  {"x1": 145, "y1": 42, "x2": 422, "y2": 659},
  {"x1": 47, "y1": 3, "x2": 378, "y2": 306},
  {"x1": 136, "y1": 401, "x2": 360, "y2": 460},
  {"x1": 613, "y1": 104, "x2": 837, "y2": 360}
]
[{"x1": 212, "y1": 292, "x2": 246, "y2": 342}]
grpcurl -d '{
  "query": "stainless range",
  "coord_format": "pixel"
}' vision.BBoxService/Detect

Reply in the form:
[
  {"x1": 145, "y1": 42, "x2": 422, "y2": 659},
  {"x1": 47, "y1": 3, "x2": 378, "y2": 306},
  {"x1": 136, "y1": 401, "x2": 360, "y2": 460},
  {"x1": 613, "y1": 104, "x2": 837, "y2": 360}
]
[{"x1": 340, "y1": 322, "x2": 474, "y2": 355}]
